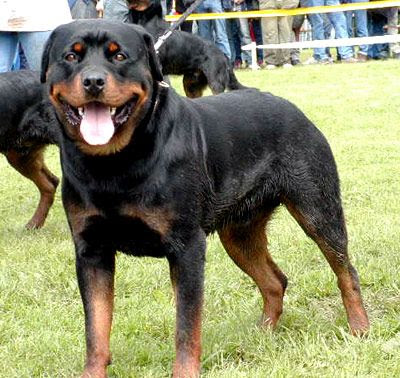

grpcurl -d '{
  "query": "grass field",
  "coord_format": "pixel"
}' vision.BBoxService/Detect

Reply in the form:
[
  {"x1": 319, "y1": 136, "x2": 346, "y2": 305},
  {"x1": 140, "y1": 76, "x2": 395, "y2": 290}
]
[{"x1": 0, "y1": 60, "x2": 399, "y2": 377}]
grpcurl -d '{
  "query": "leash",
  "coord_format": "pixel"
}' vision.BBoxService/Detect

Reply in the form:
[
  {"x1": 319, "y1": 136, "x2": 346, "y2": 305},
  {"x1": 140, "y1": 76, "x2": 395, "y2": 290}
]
[{"x1": 154, "y1": 0, "x2": 204, "y2": 52}]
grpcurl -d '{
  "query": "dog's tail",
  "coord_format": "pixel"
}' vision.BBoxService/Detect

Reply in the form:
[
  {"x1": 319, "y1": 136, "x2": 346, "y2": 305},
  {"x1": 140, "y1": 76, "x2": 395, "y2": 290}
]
[{"x1": 227, "y1": 63, "x2": 250, "y2": 91}]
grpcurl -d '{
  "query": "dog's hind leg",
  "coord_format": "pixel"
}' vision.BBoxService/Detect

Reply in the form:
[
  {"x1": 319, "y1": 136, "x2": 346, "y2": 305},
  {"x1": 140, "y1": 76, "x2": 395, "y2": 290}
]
[
  {"x1": 6, "y1": 147, "x2": 59, "y2": 229},
  {"x1": 218, "y1": 213, "x2": 288, "y2": 328},
  {"x1": 282, "y1": 190, "x2": 370, "y2": 335}
]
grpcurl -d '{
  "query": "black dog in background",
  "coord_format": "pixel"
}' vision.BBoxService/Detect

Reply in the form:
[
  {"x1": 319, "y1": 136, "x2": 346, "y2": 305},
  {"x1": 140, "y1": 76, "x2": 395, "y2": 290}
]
[
  {"x1": 0, "y1": 70, "x2": 58, "y2": 229},
  {"x1": 41, "y1": 20, "x2": 369, "y2": 377},
  {"x1": 127, "y1": 0, "x2": 248, "y2": 98}
]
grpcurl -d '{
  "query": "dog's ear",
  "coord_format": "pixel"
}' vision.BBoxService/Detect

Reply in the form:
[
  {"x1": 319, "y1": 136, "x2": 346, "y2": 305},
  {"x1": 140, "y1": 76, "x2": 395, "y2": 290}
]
[
  {"x1": 142, "y1": 32, "x2": 164, "y2": 83},
  {"x1": 40, "y1": 31, "x2": 56, "y2": 83}
]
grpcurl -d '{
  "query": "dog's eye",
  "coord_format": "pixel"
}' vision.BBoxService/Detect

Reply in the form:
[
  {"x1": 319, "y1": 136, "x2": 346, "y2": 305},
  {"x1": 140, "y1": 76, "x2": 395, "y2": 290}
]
[
  {"x1": 114, "y1": 53, "x2": 127, "y2": 62},
  {"x1": 65, "y1": 53, "x2": 78, "y2": 62}
]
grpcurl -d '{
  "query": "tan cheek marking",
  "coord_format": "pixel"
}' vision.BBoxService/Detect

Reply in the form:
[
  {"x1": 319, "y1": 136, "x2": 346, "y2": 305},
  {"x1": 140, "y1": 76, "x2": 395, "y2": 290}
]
[
  {"x1": 120, "y1": 205, "x2": 174, "y2": 238},
  {"x1": 51, "y1": 74, "x2": 85, "y2": 107}
]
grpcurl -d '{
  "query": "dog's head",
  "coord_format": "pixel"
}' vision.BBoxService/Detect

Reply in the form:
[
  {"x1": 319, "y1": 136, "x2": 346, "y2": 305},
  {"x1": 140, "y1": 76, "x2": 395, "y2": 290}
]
[{"x1": 41, "y1": 19, "x2": 164, "y2": 155}]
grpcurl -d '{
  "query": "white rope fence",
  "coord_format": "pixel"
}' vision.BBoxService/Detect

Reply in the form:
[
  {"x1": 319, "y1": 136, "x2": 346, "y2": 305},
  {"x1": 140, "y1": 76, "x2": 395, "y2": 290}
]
[
  {"x1": 243, "y1": 35, "x2": 400, "y2": 69},
  {"x1": 238, "y1": 2, "x2": 400, "y2": 69}
]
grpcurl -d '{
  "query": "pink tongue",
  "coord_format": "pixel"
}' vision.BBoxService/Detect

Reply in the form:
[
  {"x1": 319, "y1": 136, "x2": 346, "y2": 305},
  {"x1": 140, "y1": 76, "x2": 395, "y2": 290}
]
[{"x1": 80, "y1": 103, "x2": 115, "y2": 145}]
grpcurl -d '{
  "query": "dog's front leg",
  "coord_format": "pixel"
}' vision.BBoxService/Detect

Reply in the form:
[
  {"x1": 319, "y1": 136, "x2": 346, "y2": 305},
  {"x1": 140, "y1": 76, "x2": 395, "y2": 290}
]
[
  {"x1": 76, "y1": 247, "x2": 115, "y2": 378},
  {"x1": 168, "y1": 230, "x2": 206, "y2": 378}
]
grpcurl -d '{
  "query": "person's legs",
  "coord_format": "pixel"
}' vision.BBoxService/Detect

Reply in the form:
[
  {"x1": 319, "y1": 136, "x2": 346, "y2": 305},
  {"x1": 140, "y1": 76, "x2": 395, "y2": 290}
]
[
  {"x1": 0, "y1": 32, "x2": 18, "y2": 72},
  {"x1": 238, "y1": 18, "x2": 252, "y2": 64},
  {"x1": 346, "y1": 0, "x2": 368, "y2": 56},
  {"x1": 208, "y1": 0, "x2": 232, "y2": 60},
  {"x1": 212, "y1": 18, "x2": 232, "y2": 59},
  {"x1": 261, "y1": 17, "x2": 279, "y2": 66},
  {"x1": 251, "y1": 19, "x2": 264, "y2": 61},
  {"x1": 345, "y1": 11, "x2": 353, "y2": 38},
  {"x1": 196, "y1": 3, "x2": 214, "y2": 41},
  {"x1": 308, "y1": 0, "x2": 329, "y2": 61},
  {"x1": 291, "y1": 14, "x2": 305, "y2": 64},
  {"x1": 353, "y1": 8, "x2": 368, "y2": 56},
  {"x1": 197, "y1": 0, "x2": 231, "y2": 59},
  {"x1": 19, "y1": 31, "x2": 52, "y2": 71},
  {"x1": 325, "y1": 0, "x2": 353, "y2": 59},
  {"x1": 278, "y1": 16, "x2": 294, "y2": 64},
  {"x1": 225, "y1": 19, "x2": 238, "y2": 65}
]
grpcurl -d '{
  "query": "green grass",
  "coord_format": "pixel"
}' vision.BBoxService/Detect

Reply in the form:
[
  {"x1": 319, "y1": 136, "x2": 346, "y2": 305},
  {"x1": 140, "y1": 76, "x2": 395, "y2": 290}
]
[{"x1": 1, "y1": 60, "x2": 400, "y2": 377}]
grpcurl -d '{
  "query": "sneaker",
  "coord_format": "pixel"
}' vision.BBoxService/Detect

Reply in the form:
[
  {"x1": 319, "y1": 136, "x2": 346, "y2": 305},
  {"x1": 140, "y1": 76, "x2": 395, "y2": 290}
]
[
  {"x1": 291, "y1": 58, "x2": 301, "y2": 66},
  {"x1": 282, "y1": 63, "x2": 293, "y2": 69},
  {"x1": 342, "y1": 57, "x2": 358, "y2": 63},
  {"x1": 265, "y1": 64, "x2": 277, "y2": 70}
]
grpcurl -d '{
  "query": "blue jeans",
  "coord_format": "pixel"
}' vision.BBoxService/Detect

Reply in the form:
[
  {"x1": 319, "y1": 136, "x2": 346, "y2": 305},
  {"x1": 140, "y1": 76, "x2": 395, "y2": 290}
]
[
  {"x1": 104, "y1": 0, "x2": 130, "y2": 22},
  {"x1": 227, "y1": 18, "x2": 252, "y2": 63},
  {"x1": 196, "y1": 0, "x2": 232, "y2": 60},
  {"x1": 345, "y1": 0, "x2": 368, "y2": 55},
  {"x1": 308, "y1": 0, "x2": 353, "y2": 60},
  {"x1": 0, "y1": 31, "x2": 51, "y2": 72}
]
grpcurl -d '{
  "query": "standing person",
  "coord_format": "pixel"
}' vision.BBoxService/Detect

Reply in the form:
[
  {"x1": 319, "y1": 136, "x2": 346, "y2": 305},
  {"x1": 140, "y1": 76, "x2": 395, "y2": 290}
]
[
  {"x1": 0, "y1": 0, "x2": 72, "y2": 72},
  {"x1": 196, "y1": 0, "x2": 232, "y2": 60},
  {"x1": 306, "y1": 0, "x2": 357, "y2": 63},
  {"x1": 344, "y1": 0, "x2": 368, "y2": 61},
  {"x1": 259, "y1": 0, "x2": 300, "y2": 69}
]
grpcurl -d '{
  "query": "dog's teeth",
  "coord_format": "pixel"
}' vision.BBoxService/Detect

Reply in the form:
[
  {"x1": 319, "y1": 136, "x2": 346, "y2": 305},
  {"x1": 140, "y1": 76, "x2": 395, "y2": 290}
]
[
  {"x1": 78, "y1": 107, "x2": 84, "y2": 116},
  {"x1": 110, "y1": 107, "x2": 116, "y2": 116}
]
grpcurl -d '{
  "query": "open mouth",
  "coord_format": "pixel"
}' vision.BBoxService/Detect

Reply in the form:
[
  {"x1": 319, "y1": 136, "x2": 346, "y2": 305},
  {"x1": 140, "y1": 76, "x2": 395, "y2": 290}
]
[{"x1": 60, "y1": 96, "x2": 138, "y2": 145}]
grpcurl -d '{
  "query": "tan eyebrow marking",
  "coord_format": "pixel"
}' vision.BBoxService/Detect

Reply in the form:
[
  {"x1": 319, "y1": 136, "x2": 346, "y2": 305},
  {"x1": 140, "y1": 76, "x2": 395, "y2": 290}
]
[
  {"x1": 72, "y1": 42, "x2": 84, "y2": 53},
  {"x1": 108, "y1": 42, "x2": 119, "y2": 53}
]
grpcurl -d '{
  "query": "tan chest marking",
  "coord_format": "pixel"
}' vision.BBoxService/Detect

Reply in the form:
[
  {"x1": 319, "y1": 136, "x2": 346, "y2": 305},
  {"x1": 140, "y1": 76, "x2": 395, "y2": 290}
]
[{"x1": 120, "y1": 205, "x2": 174, "y2": 238}]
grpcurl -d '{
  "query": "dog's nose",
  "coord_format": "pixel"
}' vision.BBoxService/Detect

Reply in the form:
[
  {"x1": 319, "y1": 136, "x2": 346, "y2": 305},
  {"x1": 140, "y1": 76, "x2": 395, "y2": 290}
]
[{"x1": 82, "y1": 73, "x2": 106, "y2": 96}]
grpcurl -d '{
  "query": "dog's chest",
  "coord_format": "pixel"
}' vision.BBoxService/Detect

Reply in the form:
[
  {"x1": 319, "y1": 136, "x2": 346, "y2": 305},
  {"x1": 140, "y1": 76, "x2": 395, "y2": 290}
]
[{"x1": 70, "y1": 203, "x2": 174, "y2": 257}]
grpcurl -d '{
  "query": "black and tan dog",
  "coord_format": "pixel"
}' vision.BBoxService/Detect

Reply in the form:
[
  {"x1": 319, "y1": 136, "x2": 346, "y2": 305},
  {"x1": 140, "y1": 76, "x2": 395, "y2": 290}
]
[
  {"x1": 0, "y1": 70, "x2": 59, "y2": 229},
  {"x1": 127, "y1": 0, "x2": 248, "y2": 98},
  {"x1": 41, "y1": 19, "x2": 369, "y2": 377}
]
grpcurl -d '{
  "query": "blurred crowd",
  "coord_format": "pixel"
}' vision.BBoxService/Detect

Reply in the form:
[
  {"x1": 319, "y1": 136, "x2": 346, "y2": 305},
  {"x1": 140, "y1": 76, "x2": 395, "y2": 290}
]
[{"x1": 1, "y1": 0, "x2": 399, "y2": 73}]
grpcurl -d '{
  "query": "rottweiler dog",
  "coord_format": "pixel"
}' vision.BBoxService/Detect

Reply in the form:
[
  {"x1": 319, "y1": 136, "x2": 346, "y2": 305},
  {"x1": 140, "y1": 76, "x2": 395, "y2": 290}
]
[
  {"x1": 0, "y1": 70, "x2": 59, "y2": 229},
  {"x1": 41, "y1": 19, "x2": 369, "y2": 377},
  {"x1": 126, "y1": 0, "x2": 248, "y2": 98}
]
